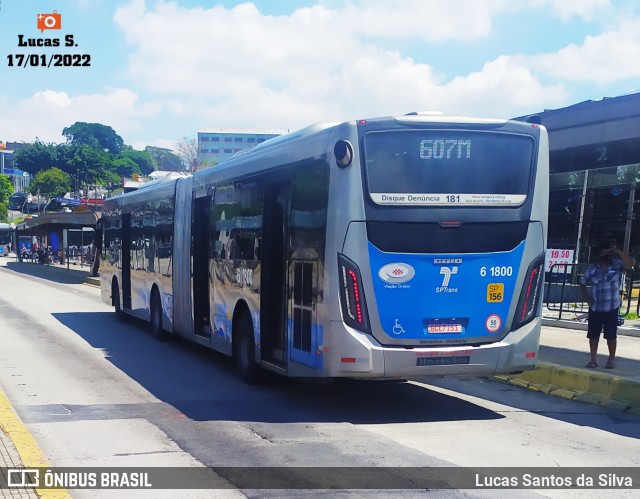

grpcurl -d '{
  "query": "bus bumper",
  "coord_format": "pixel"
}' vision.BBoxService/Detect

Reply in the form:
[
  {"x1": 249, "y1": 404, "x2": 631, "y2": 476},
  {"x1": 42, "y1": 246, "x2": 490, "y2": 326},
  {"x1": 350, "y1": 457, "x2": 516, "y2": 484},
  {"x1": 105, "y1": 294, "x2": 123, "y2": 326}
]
[{"x1": 329, "y1": 319, "x2": 541, "y2": 379}]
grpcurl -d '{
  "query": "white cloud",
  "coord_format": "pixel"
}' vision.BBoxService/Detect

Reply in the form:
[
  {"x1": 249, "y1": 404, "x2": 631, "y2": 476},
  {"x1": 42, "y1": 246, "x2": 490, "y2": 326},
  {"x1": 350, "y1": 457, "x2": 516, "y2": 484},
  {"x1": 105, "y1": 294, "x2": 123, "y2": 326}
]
[
  {"x1": 111, "y1": 0, "x2": 569, "y2": 130},
  {"x1": 342, "y1": 0, "x2": 509, "y2": 41},
  {"x1": 441, "y1": 56, "x2": 568, "y2": 116},
  {"x1": 529, "y1": 0, "x2": 611, "y2": 21},
  {"x1": 0, "y1": 88, "x2": 159, "y2": 144},
  {"x1": 5, "y1": 0, "x2": 633, "y2": 149},
  {"x1": 524, "y1": 17, "x2": 640, "y2": 84}
]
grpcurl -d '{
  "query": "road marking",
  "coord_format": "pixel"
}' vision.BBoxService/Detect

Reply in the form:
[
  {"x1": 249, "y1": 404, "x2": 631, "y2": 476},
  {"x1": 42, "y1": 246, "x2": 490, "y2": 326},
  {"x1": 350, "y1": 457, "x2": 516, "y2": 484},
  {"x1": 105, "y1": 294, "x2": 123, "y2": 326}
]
[{"x1": 0, "y1": 386, "x2": 71, "y2": 498}]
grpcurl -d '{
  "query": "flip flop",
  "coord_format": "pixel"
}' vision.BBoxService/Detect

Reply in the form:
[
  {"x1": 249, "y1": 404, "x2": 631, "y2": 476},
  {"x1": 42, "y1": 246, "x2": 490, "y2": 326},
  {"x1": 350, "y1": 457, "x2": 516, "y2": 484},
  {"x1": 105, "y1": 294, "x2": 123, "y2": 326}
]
[
  {"x1": 586, "y1": 361, "x2": 598, "y2": 368},
  {"x1": 605, "y1": 361, "x2": 615, "y2": 369}
]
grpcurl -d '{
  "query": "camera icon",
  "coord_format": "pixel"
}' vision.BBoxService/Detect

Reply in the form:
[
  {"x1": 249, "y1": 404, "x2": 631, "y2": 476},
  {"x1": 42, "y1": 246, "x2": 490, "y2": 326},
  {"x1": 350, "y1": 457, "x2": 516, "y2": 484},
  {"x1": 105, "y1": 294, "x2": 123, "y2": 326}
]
[
  {"x1": 37, "y1": 11, "x2": 62, "y2": 32},
  {"x1": 7, "y1": 469, "x2": 40, "y2": 488}
]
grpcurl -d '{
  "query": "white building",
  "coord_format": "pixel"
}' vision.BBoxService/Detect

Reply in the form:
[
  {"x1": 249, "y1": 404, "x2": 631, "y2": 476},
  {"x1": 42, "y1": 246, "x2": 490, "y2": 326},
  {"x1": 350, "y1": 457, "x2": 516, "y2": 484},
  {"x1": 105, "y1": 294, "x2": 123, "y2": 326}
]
[{"x1": 197, "y1": 128, "x2": 287, "y2": 168}]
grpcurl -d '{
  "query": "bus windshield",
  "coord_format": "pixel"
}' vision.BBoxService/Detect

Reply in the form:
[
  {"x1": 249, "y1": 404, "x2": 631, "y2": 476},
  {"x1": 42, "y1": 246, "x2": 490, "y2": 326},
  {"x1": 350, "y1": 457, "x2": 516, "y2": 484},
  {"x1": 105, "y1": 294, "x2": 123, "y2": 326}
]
[{"x1": 364, "y1": 130, "x2": 535, "y2": 206}]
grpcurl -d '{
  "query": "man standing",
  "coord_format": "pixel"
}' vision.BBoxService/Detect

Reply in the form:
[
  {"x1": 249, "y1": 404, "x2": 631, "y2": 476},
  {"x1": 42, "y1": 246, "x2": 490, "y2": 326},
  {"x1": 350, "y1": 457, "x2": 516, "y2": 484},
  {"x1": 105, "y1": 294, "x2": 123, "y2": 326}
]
[{"x1": 580, "y1": 242, "x2": 635, "y2": 369}]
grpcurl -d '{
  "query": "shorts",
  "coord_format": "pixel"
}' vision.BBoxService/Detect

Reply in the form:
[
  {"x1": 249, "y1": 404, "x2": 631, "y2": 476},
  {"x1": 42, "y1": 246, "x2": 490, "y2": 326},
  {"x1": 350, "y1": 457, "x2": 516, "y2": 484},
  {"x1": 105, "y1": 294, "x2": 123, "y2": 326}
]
[{"x1": 587, "y1": 308, "x2": 618, "y2": 340}]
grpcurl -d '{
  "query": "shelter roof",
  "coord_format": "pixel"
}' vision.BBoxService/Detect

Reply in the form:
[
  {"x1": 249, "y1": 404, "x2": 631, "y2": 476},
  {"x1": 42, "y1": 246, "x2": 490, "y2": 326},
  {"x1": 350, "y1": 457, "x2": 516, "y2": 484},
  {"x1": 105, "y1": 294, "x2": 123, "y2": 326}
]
[{"x1": 15, "y1": 211, "x2": 100, "y2": 236}]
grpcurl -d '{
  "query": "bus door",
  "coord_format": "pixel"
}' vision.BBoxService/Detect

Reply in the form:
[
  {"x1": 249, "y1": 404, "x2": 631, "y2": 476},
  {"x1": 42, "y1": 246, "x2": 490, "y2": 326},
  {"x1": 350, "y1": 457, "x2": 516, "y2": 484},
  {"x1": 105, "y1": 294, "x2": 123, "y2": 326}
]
[
  {"x1": 193, "y1": 195, "x2": 211, "y2": 338},
  {"x1": 260, "y1": 183, "x2": 290, "y2": 365},
  {"x1": 290, "y1": 259, "x2": 318, "y2": 368},
  {"x1": 121, "y1": 213, "x2": 132, "y2": 310}
]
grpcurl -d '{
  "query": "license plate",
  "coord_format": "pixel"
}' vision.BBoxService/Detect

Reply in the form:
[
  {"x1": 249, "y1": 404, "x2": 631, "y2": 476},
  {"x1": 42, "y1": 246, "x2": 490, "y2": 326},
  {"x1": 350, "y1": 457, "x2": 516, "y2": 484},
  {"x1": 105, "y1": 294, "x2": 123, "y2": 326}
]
[
  {"x1": 417, "y1": 356, "x2": 470, "y2": 366},
  {"x1": 427, "y1": 324, "x2": 462, "y2": 333}
]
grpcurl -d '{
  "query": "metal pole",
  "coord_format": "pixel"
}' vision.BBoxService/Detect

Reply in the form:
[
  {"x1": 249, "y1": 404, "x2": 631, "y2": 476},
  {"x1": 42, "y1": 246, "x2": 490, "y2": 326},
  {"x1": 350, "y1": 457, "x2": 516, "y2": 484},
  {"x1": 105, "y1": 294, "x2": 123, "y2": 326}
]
[
  {"x1": 575, "y1": 170, "x2": 589, "y2": 264},
  {"x1": 81, "y1": 227, "x2": 84, "y2": 268},
  {"x1": 624, "y1": 183, "x2": 635, "y2": 255}
]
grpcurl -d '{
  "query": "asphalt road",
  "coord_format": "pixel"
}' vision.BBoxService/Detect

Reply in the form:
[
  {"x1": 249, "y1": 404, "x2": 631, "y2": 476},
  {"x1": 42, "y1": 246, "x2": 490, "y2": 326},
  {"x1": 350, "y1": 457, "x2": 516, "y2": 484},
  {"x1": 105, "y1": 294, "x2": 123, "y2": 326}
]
[{"x1": 0, "y1": 262, "x2": 639, "y2": 498}]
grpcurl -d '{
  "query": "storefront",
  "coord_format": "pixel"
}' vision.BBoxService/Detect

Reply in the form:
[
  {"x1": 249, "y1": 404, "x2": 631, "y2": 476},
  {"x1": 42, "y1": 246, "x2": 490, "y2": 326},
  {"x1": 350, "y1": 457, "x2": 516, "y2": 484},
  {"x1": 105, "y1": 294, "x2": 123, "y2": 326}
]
[{"x1": 524, "y1": 92, "x2": 640, "y2": 264}]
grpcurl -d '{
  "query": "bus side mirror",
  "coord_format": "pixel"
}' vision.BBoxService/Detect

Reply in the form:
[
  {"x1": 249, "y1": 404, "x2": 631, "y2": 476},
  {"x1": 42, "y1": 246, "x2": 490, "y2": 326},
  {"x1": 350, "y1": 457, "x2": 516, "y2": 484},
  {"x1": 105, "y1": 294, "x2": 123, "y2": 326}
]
[{"x1": 334, "y1": 140, "x2": 353, "y2": 168}]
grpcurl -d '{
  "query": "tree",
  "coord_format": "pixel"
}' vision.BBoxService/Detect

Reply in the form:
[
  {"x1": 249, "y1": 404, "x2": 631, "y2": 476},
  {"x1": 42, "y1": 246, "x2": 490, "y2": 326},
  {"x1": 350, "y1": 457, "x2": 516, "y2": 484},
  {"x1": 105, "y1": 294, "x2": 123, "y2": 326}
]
[
  {"x1": 59, "y1": 143, "x2": 112, "y2": 187},
  {"x1": 119, "y1": 148, "x2": 155, "y2": 176},
  {"x1": 0, "y1": 203, "x2": 7, "y2": 223},
  {"x1": 62, "y1": 122, "x2": 125, "y2": 155},
  {"x1": 146, "y1": 146, "x2": 183, "y2": 172},
  {"x1": 174, "y1": 136, "x2": 199, "y2": 172},
  {"x1": 0, "y1": 174, "x2": 13, "y2": 204},
  {"x1": 12, "y1": 140, "x2": 58, "y2": 175},
  {"x1": 29, "y1": 167, "x2": 72, "y2": 199},
  {"x1": 112, "y1": 157, "x2": 141, "y2": 178}
]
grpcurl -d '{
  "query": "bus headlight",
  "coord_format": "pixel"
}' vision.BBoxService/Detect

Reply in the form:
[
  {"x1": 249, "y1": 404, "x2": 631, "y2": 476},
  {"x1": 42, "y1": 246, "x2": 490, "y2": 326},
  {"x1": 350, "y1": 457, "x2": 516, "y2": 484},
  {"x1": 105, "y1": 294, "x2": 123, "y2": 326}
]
[
  {"x1": 338, "y1": 253, "x2": 371, "y2": 334},
  {"x1": 512, "y1": 254, "x2": 545, "y2": 330}
]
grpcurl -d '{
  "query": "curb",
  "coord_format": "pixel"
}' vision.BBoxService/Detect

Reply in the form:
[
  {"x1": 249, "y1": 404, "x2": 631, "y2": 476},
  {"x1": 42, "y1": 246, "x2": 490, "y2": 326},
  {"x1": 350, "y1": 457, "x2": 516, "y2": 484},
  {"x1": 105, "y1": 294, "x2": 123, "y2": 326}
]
[
  {"x1": 542, "y1": 318, "x2": 640, "y2": 337},
  {"x1": 84, "y1": 276, "x2": 100, "y2": 288},
  {"x1": 493, "y1": 362, "x2": 640, "y2": 416},
  {"x1": 0, "y1": 386, "x2": 71, "y2": 498}
]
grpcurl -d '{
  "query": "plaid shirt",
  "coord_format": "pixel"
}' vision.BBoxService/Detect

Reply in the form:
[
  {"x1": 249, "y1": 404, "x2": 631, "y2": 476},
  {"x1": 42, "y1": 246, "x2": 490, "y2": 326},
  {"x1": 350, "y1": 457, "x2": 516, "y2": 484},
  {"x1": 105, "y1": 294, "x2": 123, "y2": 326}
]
[{"x1": 580, "y1": 257, "x2": 624, "y2": 312}]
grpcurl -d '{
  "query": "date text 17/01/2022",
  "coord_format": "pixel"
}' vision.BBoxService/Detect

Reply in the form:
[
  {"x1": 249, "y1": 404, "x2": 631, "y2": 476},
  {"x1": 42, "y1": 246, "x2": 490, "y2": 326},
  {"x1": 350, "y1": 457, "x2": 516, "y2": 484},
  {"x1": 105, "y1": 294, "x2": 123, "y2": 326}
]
[{"x1": 8, "y1": 34, "x2": 91, "y2": 68}]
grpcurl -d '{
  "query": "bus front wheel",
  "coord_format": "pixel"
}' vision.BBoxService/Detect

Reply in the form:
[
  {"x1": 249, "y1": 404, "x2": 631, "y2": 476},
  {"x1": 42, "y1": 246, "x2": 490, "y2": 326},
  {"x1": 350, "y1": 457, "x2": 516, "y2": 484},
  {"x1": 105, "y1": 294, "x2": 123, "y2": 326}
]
[{"x1": 236, "y1": 312, "x2": 259, "y2": 384}]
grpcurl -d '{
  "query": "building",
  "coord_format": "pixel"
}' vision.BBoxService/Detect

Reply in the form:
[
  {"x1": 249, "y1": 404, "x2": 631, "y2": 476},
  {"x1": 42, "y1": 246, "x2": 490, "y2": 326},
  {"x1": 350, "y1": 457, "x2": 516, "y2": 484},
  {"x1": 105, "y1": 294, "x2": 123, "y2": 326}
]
[
  {"x1": 197, "y1": 128, "x2": 287, "y2": 168},
  {"x1": 0, "y1": 148, "x2": 30, "y2": 193},
  {"x1": 519, "y1": 92, "x2": 640, "y2": 263}
]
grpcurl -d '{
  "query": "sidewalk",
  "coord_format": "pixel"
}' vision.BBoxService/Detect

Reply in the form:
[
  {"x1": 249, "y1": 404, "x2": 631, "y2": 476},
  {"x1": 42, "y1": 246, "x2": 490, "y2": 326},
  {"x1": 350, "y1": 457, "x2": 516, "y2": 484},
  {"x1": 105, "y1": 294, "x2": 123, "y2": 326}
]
[
  {"x1": 0, "y1": 255, "x2": 99, "y2": 287},
  {"x1": 496, "y1": 325, "x2": 640, "y2": 415}
]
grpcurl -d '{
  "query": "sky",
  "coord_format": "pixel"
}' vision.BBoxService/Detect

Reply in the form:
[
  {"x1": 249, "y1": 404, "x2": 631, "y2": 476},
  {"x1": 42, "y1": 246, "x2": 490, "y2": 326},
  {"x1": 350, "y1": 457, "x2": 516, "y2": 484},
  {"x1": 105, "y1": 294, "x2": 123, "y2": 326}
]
[{"x1": 0, "y1": 0, "x2": 639, "y2": 152}]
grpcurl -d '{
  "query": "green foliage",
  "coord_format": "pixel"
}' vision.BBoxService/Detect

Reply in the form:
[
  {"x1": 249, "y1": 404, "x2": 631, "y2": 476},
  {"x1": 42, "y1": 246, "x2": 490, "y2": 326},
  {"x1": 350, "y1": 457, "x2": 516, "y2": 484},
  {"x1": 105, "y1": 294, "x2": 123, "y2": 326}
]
[
  {"x1": 29, "y1": 167, "x2": 72, "y2": 199},
  {"x1": 13, "y1": 140, "x2": 58, "y2": 175},
  {"x1": 58, "y1": 143, "x2": 112, "y2": 186},
  {"x1": 62, "y1": 122, "x2": 125, "y2": 155},
  {"x1": 0, "y1": 174, "x2": 13, "y2": 204},
  {"x1": 0, "y1": 203, "x2": 7, "y2": 222},
  {"x1": 112, "y1": 157, "x2": 141, "y2": 177},
  {"x1": 14, "y1": 122, "x2": 183, "y2": 196},
  {"x1": 119, "y1": 148, "x2": 155, "y2": 175}
]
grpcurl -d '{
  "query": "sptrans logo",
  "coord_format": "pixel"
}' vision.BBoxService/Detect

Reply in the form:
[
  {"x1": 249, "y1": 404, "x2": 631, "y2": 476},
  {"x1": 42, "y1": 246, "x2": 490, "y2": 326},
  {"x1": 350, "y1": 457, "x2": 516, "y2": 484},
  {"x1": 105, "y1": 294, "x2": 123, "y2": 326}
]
[
  {"x1": 378, "y1": 263, "x2": 415, "y2": 284},
  {"x1": 37, "y1": 11, "x2": 62, "y2": 32}
]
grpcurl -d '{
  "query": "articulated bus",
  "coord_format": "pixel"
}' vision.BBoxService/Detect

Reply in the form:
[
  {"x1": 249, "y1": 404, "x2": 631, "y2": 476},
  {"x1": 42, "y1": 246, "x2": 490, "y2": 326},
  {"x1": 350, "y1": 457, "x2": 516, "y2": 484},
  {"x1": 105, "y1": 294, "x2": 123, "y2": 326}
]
[{"x1": 100, "y1": 113, "x2": 548, "y2": 382}]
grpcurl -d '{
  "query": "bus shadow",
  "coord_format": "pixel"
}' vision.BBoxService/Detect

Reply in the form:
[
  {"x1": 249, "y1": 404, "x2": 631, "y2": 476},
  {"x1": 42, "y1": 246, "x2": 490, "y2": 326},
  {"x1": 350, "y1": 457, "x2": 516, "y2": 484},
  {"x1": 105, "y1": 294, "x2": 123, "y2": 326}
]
[{"x1": 53, "y1": 311, "x2": 503, "y2": 425}]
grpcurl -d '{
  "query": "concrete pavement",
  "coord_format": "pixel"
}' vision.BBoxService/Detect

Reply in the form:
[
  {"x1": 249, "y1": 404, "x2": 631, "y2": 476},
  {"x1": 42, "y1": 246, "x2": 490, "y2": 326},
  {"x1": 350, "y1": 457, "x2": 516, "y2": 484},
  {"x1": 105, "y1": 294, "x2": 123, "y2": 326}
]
[{"x1": 1, "y1": 255, "x2": 640, "y2": 496}]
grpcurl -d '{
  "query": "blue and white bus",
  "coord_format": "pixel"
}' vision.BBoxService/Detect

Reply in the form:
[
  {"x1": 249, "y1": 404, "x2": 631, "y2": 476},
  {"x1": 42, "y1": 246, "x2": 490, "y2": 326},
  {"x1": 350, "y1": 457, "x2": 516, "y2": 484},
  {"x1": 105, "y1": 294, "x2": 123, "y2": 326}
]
[{"x1": 100, "y1": 113, "x2": 548, "y2": 382}]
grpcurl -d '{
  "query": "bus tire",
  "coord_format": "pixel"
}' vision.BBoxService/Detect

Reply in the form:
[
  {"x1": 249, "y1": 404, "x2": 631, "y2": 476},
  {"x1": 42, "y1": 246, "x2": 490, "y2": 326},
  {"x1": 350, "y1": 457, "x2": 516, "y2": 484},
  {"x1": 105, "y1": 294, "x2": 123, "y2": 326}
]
[
  {"x1": 150, "y1": 289, "x2": 167, "y2": 341},
  {"x1": 236, "y1": 312, "x2": 259, "y2": 384},
  {"x1": 112, "y1": 279, "x2": 126, "y2": 321}
]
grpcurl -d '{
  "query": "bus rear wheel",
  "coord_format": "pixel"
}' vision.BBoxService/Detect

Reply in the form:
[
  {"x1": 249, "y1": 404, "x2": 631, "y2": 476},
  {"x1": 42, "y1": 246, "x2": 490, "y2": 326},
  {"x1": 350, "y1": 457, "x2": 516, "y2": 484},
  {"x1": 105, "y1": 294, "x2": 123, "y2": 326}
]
[
  {"x1": 236, "y1": 312, "x2": 259, "y2": 384},
  {"x1": 112, "y1": 279, "x2": 126, "y2": 321},
  {"x1": 150, "y1": 289, "x2": 167, "y2": 341}
]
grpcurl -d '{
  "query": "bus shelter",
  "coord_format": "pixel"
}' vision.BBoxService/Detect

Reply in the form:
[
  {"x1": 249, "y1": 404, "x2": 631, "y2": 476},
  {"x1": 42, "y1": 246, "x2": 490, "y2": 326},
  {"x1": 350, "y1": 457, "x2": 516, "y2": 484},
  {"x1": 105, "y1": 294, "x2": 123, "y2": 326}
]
[{"x1": 14, "y1": 211, "x2": 101, "y2": 274}]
